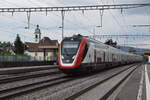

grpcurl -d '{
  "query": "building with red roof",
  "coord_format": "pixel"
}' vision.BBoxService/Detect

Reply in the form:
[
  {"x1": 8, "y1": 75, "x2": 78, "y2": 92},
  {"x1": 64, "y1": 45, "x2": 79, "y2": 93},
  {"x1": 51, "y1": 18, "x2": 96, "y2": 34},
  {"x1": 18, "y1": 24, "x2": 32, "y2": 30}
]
[{"x1": 25, "y1": 37, "x2": 59, "y2": 61}]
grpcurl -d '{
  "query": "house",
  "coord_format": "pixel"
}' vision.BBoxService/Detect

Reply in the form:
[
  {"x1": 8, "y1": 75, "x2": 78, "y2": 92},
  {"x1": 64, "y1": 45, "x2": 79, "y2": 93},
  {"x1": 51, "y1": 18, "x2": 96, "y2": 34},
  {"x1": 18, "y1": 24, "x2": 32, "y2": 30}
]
[{"x1": 25, "y1": 37, "x2": 59, "y2": 61}]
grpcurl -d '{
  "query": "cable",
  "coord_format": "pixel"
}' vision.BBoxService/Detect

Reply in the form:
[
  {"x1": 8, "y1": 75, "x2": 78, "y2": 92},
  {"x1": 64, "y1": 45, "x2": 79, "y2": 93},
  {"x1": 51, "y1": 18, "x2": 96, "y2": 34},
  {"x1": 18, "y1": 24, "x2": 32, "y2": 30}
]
[
  {"x1": 35, "y1": 0, "x2": 94, "y2": 34},
  {"x1": 0, "y1": 0, "x2": 57, "y2": 30},
  {"x1": 99, "y1": 0, "x2": 142, "y2": 35},
  {"x1": 8, "y1": 0, "x2": 94, "y2": 35},
  {"x1": 95, "y1": 0, "x2": 150, "y2": 46}
]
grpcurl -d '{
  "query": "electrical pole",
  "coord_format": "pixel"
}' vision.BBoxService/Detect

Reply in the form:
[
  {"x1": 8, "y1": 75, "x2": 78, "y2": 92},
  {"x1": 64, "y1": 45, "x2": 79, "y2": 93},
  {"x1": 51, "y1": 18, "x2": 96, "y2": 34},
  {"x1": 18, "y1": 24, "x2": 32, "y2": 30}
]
[
  {"x1": 0, "y1": 3, "x2": 150, "y2": 39},
  {"x1": 61, "y1": 10, "x2": 65, "y2": 40}
]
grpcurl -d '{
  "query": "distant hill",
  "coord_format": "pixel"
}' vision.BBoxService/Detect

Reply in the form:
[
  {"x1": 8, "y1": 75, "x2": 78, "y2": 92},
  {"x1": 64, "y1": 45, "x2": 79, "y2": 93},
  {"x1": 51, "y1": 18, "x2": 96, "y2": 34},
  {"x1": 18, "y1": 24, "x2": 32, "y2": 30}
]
[{"x1": 117, "y1": 45, "x2": 150, "y2": 53}]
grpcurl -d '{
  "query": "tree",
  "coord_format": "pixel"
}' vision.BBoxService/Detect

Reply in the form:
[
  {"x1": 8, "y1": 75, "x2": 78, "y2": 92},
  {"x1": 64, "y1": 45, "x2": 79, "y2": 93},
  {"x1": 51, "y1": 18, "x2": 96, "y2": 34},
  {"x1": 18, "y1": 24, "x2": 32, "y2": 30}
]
[
  {"x1": 104, "y1": 39, "x2": 117, "y2": 47},
  {"x1": 0, "y1": 41, "x2": 13, "y2": 52},
  {"x1": 14, "y1": 34, "x2": 25, "y2": 54}
]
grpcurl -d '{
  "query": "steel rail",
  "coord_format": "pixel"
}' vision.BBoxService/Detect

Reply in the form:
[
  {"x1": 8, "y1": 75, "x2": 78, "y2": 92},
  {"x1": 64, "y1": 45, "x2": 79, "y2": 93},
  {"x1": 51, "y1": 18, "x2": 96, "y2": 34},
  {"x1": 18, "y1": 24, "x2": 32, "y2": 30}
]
[
  {"x1": 0, "y1": 76, "x2": 69, "y2": 99},
  {"x1": 66, "y1": 63, "x2": 140, "y2": 100},
  {"x1": 0, "y1": 70, "x2": 61, "y2": 84},
  {"x1": 100, "y1": 65, "x2": 138, "y2": 100},
  {"x1": 0, "y1": 63, "x2": 139, "y2": 99}
]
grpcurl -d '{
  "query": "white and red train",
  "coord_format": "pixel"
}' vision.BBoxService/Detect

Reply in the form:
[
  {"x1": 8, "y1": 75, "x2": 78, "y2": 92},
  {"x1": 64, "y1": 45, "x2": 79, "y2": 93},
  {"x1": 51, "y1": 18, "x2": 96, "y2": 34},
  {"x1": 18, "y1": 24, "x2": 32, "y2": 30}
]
[{"x1": 58, "y1": 35, "x2": 143, "y2": 74}]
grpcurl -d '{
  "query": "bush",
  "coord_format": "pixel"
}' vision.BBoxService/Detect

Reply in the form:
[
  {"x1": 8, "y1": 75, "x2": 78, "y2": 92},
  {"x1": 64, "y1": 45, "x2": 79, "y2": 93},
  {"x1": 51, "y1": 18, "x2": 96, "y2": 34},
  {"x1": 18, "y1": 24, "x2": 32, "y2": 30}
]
[{"x1": 1, "y1": 51, "x2": 14, "y2": 56}]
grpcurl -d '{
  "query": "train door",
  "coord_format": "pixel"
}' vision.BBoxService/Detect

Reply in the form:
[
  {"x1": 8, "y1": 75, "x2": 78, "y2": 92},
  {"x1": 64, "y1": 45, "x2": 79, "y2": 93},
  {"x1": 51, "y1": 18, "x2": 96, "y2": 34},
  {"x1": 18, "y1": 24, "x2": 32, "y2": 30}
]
[{"x1": 112, "y1": 54, "x2": 114, "y2": 65}]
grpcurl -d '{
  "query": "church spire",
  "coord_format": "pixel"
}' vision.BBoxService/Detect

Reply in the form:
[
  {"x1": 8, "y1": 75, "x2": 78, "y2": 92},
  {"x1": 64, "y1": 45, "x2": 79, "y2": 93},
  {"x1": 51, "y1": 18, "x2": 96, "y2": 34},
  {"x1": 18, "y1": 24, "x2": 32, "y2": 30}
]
[{"x1": 34, "y1": 24, "x2": 41, "y2": 42}]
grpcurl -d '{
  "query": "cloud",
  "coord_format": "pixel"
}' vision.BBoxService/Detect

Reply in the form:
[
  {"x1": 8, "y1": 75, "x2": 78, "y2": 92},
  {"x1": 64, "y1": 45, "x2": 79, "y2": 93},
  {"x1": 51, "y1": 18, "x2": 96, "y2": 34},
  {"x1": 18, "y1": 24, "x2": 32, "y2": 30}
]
[{"x1": 0, "y1": 0, "x2": 150, "y2": 49}]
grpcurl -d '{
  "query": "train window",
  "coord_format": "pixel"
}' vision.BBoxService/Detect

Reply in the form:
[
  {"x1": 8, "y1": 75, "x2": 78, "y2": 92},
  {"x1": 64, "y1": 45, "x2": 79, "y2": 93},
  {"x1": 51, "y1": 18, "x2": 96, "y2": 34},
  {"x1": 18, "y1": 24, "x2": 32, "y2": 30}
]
[
  {"x1": 62, "y1": 41, "x2": 80, "y2": 55},
  {"x1": 114, "y1": 55, "x2": 117, "y2": 62}
]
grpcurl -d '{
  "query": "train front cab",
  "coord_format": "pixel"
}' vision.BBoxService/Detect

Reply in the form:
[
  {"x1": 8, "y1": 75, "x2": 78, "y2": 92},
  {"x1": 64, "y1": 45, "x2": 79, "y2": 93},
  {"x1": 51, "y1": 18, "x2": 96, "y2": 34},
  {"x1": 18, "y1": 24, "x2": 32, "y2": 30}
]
[{"x1": 58, "y1": 37, "x2": 87, "y2": 74}]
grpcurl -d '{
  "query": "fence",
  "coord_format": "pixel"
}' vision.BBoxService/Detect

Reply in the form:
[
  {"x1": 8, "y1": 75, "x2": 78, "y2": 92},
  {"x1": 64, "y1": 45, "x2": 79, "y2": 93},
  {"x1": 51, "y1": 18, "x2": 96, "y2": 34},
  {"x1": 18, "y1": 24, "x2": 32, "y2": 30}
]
[
  {"x1": 0, "y1": 56, "x2": 57, "y2": 62},
  {"x1": 0, "y1": 56, "x2": 58, "y2": 67},
  {"x1": 30, "y1": 56, "x2": 57, "y2": 61}
]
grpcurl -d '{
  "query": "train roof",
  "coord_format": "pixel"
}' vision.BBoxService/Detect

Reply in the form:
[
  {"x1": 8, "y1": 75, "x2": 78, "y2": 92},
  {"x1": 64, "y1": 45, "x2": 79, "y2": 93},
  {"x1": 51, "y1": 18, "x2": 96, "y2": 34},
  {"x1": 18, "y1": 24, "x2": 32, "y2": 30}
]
[
  {"x1": 84, "y1": 35, "x2": 141, "y2": 57},
  {"x1": 64, "y1": 35, "x2": 142, "y2": 57}
]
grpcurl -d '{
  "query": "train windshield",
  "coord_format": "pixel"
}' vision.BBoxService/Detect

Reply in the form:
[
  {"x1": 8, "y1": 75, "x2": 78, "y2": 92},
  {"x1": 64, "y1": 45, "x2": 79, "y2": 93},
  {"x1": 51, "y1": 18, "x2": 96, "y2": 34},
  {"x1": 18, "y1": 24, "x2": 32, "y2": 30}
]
[{"x1": 62, "y1": 41, "x2": 80, "y2": 55}]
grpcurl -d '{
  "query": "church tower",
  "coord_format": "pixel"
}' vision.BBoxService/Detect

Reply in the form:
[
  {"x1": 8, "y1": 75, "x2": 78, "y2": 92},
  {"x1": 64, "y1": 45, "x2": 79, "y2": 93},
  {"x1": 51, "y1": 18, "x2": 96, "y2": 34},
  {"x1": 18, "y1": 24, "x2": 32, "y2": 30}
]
[{"x1": 34, "y1": 25, "x2": 41, "y2": 42}]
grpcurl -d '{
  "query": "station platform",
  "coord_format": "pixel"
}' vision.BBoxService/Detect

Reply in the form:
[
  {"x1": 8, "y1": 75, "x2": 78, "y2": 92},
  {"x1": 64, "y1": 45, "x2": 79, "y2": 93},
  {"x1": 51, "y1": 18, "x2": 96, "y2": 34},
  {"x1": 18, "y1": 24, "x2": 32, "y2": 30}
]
[
  {"x1": 116, "y1": 64, "x2": 150, "y2": 100},
  {"x1": 0, "y1": 65, "x2": 58, "y2": 74}
]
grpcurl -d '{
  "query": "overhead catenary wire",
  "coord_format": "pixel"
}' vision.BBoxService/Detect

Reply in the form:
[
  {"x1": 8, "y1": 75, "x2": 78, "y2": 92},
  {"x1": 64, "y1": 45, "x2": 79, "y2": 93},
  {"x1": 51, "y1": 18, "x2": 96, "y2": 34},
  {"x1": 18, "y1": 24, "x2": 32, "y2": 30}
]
[
  {"x1": 25, "y1": 0, "x2": 95, "y2": 34},
  {"x1": 99, "y1": 0, "x2": 148, "y2": 39},
  {"x1": 0, "y1": 0, "x2": 149, "y2": 42},
  {"x1": 95, "y1": 0, "x2": 150, "y2": 47},
  {"x1": 34, "y1": 0, "x2": 94, "y2": 34},
  {"x1": 1, "y1": 3, "x2": 150, "y2": 12},
  {"x1": 0, "y1": 0, "x2": 94, "y2": 41},
  {"x1": 98, "y1": 0, "x2": 128, "y2": 36},
  {"x1": 0, "y1": 0, "x2": 60, "y2": 30}
]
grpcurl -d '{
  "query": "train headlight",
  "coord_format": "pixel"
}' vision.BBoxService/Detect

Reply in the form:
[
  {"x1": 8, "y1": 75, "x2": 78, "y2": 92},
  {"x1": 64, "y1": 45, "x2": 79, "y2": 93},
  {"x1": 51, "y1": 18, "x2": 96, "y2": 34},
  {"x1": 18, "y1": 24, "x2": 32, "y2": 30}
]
[
  {"x1": 61, "y1": 56, "x2": 64, "y2": 59},
  {"x1": 72, "y1": 55, "x2": 76, "y2": 59}
]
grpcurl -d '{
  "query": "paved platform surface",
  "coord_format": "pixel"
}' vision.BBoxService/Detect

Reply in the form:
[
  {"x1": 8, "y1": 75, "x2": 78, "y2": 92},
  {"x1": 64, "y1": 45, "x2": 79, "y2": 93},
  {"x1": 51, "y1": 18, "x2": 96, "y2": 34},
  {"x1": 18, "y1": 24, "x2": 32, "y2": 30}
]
[{"x1": 116, "y1": 64, "x2": 150, "y2": 100}]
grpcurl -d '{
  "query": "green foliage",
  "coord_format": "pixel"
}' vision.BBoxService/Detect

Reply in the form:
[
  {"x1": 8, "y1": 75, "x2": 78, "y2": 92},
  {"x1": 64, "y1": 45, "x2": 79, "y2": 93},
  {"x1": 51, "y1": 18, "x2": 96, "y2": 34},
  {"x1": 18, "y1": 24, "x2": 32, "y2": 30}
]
[
  {"x1": 0, "y1": 35, "x2": 28, "y2": 56},
  {"x1": 15, "y1": 53, "x2": 28, "y2": 56},
  {"x1": 0, "y1": 42, "x2": 13, "y2": 49},
  {"x1": 0, "y1": 51, "x2": 28, "y2": 56},
  {"x1": 0, "y1": 41, "x2": 14, "y2": 55},
  {"x1": 1, "y1": 51, "x2": 14, "y2": 56},
  {"x1": 14, "y1": 34, "x2": 25, "y2": 55}
]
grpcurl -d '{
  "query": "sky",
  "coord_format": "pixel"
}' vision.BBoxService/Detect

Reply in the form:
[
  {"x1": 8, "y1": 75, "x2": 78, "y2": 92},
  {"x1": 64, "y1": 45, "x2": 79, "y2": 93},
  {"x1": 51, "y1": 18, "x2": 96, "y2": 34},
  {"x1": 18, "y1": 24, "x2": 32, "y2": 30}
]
[{"x1": 0, "y1": 0, "x2": 150, "y2": 49}]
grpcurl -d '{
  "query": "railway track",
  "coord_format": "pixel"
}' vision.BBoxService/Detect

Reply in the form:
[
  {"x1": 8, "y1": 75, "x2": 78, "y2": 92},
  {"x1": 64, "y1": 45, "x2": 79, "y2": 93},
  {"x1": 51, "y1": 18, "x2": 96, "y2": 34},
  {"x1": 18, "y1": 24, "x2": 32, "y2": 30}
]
[
  {"x1": 0, "y1": 67, "x2": 58, "y2": 81},
  {"x1": 0, "y1": 75, "x2": 70, "y2": 99},
  {"x1": 0, "y1": 67, "x2": 64, "y2": 99},
  {"x1": 0, "y1": 64, "x2": 140, "y2": 100},
  {"x1": 0, "y1": 70, "x2": 61, "y2": 84},
  {"x1": 37, "y1": 63, "x2": 140, "y2": 100},
  {"x1": 0, "y1": 69, "x2": 101, "y2": 99},
  {"x1": 66, "y1": 64, "x2": 139, "y2": 100},
  {"x1": 0, "y1": 65, "x2": 58, "y2": 75}
]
